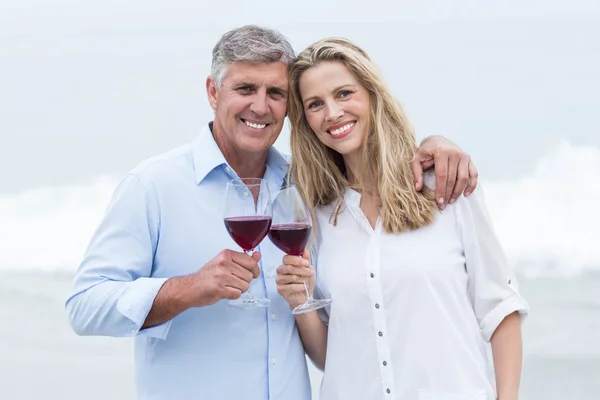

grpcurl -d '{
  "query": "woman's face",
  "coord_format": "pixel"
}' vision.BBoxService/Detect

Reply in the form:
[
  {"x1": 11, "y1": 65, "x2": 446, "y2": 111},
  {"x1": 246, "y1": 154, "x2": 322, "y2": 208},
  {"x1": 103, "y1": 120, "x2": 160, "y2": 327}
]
[{"x1": 298, "y1": 61, "x2": 370, "y2": 159}]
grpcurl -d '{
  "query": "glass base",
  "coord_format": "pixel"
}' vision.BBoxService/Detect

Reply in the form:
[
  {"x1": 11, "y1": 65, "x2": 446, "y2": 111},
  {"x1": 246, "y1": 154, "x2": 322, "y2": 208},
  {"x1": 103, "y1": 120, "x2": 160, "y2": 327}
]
[
  {"x1": 292, "y1": 298, "x2": 333, "y2": 315},
  {"x1": 229, "y1": 292, "x2": 270, "y2": 309}
]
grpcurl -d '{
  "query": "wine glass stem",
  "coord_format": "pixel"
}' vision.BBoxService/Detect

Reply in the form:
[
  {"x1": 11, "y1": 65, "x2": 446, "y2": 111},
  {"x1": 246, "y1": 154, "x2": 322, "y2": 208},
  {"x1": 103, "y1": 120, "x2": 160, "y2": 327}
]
[
  {"x1": 303, "y1": 279, "x2": 313, "y2": 302},
  {"x1": 244, "y1": 250, "x2": 256, "y2": 298}
]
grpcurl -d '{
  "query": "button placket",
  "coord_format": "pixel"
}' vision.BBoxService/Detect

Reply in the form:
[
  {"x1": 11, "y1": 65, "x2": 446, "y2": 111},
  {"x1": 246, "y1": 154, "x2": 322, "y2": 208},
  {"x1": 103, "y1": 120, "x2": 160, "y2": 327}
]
[{"x1": 366, "y1": 228, "x2": 396, "y2": 397}]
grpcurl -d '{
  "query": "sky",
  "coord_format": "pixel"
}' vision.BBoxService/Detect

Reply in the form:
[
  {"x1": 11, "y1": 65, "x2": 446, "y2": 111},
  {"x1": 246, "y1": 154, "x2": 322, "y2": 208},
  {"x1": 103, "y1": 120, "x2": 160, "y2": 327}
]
[
  {"x1": 1, "y1": 1, "x2": 599, "y2": 193},
  {"x1": 0, "y1": 1, "x2": 599, "y2": 274}
]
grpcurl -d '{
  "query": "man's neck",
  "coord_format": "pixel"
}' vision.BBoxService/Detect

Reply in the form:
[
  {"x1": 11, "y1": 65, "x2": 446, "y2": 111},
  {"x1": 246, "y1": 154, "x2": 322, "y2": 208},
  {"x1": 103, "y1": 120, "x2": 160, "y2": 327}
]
[{"x1": 211, "y1": 122, "x2": 268, "y2": 179}]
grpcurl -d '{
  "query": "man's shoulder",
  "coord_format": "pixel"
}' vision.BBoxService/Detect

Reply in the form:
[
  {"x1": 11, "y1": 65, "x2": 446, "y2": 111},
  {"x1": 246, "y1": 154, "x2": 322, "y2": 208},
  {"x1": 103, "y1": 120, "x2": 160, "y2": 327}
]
[{"x1": 128, "y1": 142, "x2": 194, "y2": 183}]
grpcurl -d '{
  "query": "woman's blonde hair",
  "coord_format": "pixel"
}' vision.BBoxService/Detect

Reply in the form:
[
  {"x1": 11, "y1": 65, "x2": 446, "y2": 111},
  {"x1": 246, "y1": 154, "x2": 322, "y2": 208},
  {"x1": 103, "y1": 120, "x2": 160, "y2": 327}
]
[{"x1": 287, "y1": 37, "x2": 437, "y2": 233}]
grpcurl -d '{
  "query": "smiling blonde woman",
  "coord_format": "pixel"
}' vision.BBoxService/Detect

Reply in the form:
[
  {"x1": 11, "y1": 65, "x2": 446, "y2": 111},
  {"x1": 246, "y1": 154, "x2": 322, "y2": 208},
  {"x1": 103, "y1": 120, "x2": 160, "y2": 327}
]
[{"x1": 276, "y1": 37, "x2": 529, "y2": 400}]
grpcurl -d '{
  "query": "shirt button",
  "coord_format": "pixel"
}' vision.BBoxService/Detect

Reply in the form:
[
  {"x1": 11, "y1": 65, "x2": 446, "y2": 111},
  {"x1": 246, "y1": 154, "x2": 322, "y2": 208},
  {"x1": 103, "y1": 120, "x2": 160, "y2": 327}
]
[
  {"x1": 225, "y1": 167, "x2": 231, "y2": 173},
  {"x1": 378, "y1": 331, "x2": 383, "y2": 337},
  {"x1": 383, "y1": 361, "x2": 387, "y2": 366},
  {"x1": 271, "y1": 358, "x2": 277, "y2": 365},
  {"x1": 271, "y1": 313, "x2": 277, "y2": 320},
  {"x1": 375, "y1": 303, "x2": 380, "y2": 309},
  {"x1": 243, "y1": 191, "x2": 249, "y2": 197},
  {"x1": 370, "y1": 273, "x2": 375, "y2": 278},
  {"x1": 265, "y1": 271, "x2": 272, "y2": 278},
  {"x1": 386, "y1": 389, "x2": 391, "y2": 394}
]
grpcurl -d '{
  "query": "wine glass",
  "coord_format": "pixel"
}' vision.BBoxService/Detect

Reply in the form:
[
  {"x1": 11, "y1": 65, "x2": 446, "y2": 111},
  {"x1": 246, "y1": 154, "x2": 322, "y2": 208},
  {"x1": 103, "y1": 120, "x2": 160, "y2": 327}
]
[
  {"x1": 268, "y1": 184, "x2": 332, "y2": 314},
  {"x1": 223, "y1": 178, "x2": 272, "y2": 309}
]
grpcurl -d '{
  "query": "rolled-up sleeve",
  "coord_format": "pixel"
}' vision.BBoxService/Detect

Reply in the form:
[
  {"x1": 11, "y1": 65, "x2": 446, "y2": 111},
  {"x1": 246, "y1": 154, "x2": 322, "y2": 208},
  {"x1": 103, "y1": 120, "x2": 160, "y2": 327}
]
[
  {"x1": 65, "y1": 173, "x2": 172, "y2": 340},
  {"x1": 456, "y1": 184, "x2": 529, "y2": 342}
]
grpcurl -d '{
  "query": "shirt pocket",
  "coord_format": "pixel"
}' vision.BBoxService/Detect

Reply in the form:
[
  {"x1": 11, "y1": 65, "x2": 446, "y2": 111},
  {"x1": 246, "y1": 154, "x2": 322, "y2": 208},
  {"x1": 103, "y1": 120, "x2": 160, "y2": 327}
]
[{"x1": 417, "y1": 390, "x2": 488, "y2": 400}]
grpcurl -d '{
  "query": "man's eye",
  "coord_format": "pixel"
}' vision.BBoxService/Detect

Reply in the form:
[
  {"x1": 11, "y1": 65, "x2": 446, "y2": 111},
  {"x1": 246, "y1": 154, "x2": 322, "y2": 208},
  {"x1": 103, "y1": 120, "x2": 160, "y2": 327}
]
[{"x1": 269, "y1": 90, "x2": 284, "y2": 98}]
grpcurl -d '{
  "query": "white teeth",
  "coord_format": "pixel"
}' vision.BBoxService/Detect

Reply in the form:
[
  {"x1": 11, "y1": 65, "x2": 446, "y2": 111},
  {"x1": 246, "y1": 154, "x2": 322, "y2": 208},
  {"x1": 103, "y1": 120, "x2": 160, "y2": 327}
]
[
  {"x1": 330, "y1": 122, "x2": 355, "y2": 136},
  {"x1": 244, "y1": 120, "x2": 267, "y2": 129}
]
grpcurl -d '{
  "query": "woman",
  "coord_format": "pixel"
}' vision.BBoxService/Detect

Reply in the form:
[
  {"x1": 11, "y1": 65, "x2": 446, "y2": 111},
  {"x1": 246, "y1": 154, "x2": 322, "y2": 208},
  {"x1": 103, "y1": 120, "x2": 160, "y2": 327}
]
[{"x1": 276, "y1": 38, "x2": 529, "y2": 400}]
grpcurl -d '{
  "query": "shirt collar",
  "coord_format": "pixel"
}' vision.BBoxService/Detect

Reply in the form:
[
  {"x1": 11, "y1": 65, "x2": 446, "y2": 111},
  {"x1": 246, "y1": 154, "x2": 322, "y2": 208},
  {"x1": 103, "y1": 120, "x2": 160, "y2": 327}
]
[
  {"x1": 265, "y1": 144, "x2": 291, "y2": 182},
  {"x1": 192, "y1": 121, "x2": 228, "y2": 184},
  {"x1": 192, "y1": 121, "x2": 290, "y2": 185}
]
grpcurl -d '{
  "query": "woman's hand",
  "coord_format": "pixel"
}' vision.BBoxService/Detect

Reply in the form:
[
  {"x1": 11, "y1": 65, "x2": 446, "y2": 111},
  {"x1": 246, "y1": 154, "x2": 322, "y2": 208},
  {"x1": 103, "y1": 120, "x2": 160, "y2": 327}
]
[{"x1": 276, "y1": 251, "x2": 315, "y2": 311}]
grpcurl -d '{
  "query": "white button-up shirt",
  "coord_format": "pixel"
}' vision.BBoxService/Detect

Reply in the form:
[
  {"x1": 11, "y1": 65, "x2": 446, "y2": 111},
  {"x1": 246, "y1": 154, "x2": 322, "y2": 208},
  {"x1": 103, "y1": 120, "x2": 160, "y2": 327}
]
[{"x1": 312, "y1": 178, "x2": 529, "y2": 400}]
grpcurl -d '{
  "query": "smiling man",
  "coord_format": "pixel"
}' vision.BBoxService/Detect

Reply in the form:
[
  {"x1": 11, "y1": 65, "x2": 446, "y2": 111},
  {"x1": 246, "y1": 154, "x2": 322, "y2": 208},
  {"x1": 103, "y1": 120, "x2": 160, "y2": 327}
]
[{"x1": 66, "y1": 25, "x2": 478, "y2": 400}]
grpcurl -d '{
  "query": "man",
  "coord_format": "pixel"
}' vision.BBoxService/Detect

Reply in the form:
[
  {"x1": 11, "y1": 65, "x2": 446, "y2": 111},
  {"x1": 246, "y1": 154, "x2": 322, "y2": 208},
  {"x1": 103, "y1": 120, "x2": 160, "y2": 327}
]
[{"x1": 66, "y1": 25, "x2": 478, "y2": 399}]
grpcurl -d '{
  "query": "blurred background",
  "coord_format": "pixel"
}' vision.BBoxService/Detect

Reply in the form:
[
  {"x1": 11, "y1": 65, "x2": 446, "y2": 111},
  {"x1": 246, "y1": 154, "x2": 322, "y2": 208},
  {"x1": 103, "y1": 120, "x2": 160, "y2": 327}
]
[{"x1": 1, "y1": 1, "x2": 599, "y2": 399}]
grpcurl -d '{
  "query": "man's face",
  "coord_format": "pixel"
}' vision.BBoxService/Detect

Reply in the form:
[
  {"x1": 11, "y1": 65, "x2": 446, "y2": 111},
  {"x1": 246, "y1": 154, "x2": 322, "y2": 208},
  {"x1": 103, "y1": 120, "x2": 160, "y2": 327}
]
[{"x1": 207, "y1": 62, "x2": 289, "y2": 155}]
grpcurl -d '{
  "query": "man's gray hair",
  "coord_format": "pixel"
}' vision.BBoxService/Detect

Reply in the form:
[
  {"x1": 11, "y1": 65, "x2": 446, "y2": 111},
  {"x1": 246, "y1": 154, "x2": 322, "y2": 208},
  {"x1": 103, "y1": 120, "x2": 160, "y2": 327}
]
[{"x1": 211, "y1": 25, "x2": 296, "y2": 86}]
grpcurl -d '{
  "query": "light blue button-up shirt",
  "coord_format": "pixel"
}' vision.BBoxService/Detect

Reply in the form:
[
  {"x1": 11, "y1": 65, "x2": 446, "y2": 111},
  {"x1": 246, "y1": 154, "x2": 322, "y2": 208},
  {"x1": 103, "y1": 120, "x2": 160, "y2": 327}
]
[{"x1": 66, "y1": 122, "x2": 311, "y2": 400}]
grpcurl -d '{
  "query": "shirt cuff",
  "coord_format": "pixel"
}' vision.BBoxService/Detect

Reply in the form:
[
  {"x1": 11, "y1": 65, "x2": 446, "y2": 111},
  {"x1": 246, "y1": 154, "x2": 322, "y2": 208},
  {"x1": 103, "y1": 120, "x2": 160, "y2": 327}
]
[
  {"x1": 480, "y1": 294, "x2": 529, "y2": 342},
  {"x1": 117, "y1": 277, "x2": 172, "y2": 340}
]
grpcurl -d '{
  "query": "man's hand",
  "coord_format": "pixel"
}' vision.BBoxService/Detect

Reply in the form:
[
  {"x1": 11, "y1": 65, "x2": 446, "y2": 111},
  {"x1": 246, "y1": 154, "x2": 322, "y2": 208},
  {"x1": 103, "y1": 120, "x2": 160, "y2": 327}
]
[
  {"x1": 191, "y1": 249, "x2": 261, "y2": 307},
  {"x1": 142, "y1": 249, "x2": 261, "y2": 329},
  {"x1": 411, "y1": 135, "x2": 478, "y2": 209}
]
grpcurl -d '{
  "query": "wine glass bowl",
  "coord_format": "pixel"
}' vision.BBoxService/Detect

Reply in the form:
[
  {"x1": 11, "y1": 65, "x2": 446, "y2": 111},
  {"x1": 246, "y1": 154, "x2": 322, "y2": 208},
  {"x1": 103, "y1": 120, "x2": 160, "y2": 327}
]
[
  {"x1": 223, "y1": 178, "x2": 272, "y2": 309},
  {"x1": 268, "y1": 184, "x2": 332, "y2": 314}
]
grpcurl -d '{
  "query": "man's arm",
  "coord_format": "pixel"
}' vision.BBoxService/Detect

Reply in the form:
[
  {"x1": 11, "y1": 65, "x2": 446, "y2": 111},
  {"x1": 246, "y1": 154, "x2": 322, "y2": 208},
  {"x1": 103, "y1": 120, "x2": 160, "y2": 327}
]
[
  {"x1": 65, "y1": 174, "x2": 260, "y2": 338},
  {"x1": 411, "y1": 135, "x2": 479, "y2": 209},
  {"x1": 65, "y1": 174, "x2": 171, "y2": 339},
  {"x1": 141, "y1": 250, "x2": 261, "y2": 329}
]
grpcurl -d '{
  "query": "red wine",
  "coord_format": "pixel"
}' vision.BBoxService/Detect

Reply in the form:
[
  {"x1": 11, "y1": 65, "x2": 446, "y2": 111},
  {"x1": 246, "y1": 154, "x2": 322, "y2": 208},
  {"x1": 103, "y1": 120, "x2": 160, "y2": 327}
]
[
  {"x1": 224, "y1": 216, "x2": 272, "y2": 252},
  {"x1": 268, "y1": 223, "x2": 312, "y2": 256}
]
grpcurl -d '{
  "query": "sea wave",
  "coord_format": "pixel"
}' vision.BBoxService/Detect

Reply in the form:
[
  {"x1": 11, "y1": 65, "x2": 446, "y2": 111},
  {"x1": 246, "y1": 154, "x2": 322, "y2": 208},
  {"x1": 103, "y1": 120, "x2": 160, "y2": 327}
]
[{"x1": 1, "y1": 141, "x2": 598, "y2": 277}]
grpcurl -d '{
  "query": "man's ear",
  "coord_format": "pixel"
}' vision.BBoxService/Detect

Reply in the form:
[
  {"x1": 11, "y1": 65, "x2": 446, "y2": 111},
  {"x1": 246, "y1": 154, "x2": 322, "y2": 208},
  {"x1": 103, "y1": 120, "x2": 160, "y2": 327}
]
[{"x1": 206, "y1": 76, "x2": 218, "y2": 111}]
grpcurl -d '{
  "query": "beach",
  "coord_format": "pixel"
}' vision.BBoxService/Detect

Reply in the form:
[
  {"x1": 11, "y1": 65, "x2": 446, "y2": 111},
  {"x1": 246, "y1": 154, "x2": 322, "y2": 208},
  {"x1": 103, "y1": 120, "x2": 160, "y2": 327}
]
[{"x1": 1, "y1": 270, "x2": 599, "y2": 399}]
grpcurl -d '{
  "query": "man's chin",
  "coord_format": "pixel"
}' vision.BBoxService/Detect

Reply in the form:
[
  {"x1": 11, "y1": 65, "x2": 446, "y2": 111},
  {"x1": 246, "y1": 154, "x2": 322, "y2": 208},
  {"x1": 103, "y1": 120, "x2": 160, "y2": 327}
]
[{"x1": 238, "y1": 138, "x2": 275, "y2": 154}]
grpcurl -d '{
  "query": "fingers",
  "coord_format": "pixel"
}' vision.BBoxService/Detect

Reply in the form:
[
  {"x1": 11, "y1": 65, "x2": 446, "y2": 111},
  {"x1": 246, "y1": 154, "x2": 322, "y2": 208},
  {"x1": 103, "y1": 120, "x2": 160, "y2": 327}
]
[
  {"x1": 464, "y1": 160, "x2": 479, "y2": 197},
  {"x1": 276, "y1": 283, "x2": 306, "y2": 299},
  {"x1": 410, "y1": 157, "x2": 424, "y2": 192},
  {"x1": 223, "y1": 273, "x2": 251, "y2": 295},
  {"x1": 251, "y1": 251, "x2": 262, "y2": 263},
  {"x1": 276, "y1": 272, "x2": 310, "y2": 286},
  {"x1": 283, "y1": 254, "x2": 310, "y2": 268},
  {"x1": 444, "y1": 154, "x2": 459, "y2": 205},
  {"x1": 433, "y1": 151, "x2": 449, "y2": 209},
  {"x1": 276, "y1": 262, "x2": 314, "y2": 278},
  {"x1": 231, "y1": 251, "x2": 261, "y2": 279},
  {"x1": 448, "y1": 156, "x2": 470, "y2": 204},
  {"x1": 230, "y1": 264, "x2": 254, "y2": 283},
  {"x1": 302, "y1": 249, "x2": 311, "y2": 262},
  {"x1": 222, "y1": 286, "x2": 243, "y2": 300}
]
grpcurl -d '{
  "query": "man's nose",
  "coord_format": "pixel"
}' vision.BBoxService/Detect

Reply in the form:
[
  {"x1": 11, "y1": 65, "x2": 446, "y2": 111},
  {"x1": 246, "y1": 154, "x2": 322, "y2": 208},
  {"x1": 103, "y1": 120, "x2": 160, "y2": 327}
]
[{"x1": 249, "y1": 91, "x2": 269, "y2": 116}]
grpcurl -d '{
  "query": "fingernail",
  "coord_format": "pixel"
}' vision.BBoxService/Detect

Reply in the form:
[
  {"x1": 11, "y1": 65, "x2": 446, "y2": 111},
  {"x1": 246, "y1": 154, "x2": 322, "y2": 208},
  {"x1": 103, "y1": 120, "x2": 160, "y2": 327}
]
[
  {"x1": 465, "y1": 191, "x2": 471, "y2": 197},
  {"x1": 449, "y1": 198, "x2": 455, "y2": 204},
  {"x1": 440, "y1": 203, "x2": 446, "y2": 210},
  {"x1": 438, "y1": 197, "x2": 444, "y2": 205},
  {"x1": 300, "y1": 259, "x2": 309, "y2": 266}
]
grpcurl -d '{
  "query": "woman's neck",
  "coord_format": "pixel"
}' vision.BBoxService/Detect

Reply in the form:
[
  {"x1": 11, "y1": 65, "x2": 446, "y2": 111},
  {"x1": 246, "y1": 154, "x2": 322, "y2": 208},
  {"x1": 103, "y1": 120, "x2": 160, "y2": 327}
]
[{"x1": 343, "y1": 151, "x2": 361, "y2": 186}]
